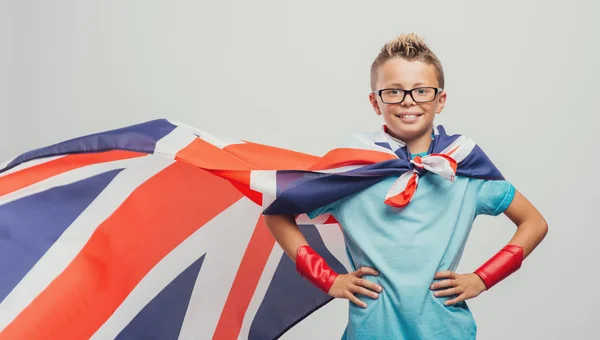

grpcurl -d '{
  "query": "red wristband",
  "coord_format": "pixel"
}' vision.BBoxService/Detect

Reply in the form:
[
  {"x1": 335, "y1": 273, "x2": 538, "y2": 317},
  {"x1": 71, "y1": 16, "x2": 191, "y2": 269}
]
[
  {"x1": 295, "y1": 245, "x2": 339, "y2": 293},
  {"x1": 474, "y1": 244, "x2": 524, "y2": 290}
]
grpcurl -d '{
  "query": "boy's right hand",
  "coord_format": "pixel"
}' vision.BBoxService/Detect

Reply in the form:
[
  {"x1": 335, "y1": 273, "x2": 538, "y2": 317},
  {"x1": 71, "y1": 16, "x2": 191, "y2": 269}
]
[{"x1": 327, "y1": 267, "x2": 383, "y2": 308}]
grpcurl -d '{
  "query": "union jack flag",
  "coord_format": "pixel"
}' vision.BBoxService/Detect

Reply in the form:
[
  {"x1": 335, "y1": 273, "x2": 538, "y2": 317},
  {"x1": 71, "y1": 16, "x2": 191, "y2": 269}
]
[{"x1": 0, "y1": 119, "x2": 502, "y2": 339}]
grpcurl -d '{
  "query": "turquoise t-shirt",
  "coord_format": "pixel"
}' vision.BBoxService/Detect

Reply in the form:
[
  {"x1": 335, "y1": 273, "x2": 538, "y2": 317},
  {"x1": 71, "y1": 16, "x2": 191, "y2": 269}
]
[{"x1": 307, "y1": 152, "x2": 515, "y2": 340}]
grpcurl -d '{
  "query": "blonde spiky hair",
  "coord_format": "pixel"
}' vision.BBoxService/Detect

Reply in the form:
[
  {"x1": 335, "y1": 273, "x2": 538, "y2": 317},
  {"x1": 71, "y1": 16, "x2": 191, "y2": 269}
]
[{"x1": 370, "y1": 33, "x2": 444, "y2": 91}]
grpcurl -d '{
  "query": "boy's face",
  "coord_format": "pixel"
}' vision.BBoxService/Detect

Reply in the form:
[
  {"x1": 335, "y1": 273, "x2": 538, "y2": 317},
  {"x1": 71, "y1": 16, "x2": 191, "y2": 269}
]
[{"x1": 369, "y1": 58, "x2": 446, "y2": 142}]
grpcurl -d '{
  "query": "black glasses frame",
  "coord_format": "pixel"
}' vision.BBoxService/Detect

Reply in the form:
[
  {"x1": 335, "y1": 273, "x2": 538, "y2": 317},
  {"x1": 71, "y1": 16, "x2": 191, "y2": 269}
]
[{"x1": 374, "y1": 87, "x2": 443, "y2": 104}]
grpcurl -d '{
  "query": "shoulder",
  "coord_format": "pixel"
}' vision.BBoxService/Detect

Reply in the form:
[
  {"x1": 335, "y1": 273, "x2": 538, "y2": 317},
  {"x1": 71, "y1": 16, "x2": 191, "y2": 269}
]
[{"x1": 470, "y1": 178, "x2": 516, "y2": 216}]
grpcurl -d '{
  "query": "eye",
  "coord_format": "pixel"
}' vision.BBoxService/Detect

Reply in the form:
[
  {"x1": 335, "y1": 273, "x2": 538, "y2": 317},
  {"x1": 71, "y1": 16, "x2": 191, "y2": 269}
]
[
  {"x1": 414, "y1": 88, "x2": 431, "y2": 96},
  {"x1": 388, "y1": 89, "x2": 402, "y2": 95}
]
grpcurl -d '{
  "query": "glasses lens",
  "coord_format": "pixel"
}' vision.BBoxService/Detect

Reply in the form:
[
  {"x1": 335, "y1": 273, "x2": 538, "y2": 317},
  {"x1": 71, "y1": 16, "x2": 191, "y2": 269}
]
[
  {"x1": 411, "y1": 88, "x2": 436, "y2": 102},
  {"x1": 381, "y1": 89, "x2": 405, "y2": 103}
]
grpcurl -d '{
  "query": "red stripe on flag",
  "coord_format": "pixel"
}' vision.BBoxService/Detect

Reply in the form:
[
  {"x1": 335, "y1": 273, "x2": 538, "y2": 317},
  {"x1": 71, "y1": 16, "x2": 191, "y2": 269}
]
[
  {"x1": 0, "y1": 162, "x2": 244, "y2": 340},
  {"x1": 430, "y1": 153, "x2": 458, "y2": 173},
  {"x1": 384, "y1": 173, "x2": 418, "y2": 208},
  {"x1": 224, "y1": 142, "x2": 318, "y2": 169},
  {"x1": 212, "y1": 216, "x2": 276, "y2": 339},
  {"x1": 210, "y1": 169, "x2": 262, "y2": 206},
  {"x1": 175, "y1": 139, "x2": 265, "y2": 204},
  {"x1": 176, "y1": 138, "x2": 257, "y2": 171},
  {"x1": 446, "y1": 145, "x2": 460, "y2": 156},
  {"x1": 0, "y1": 150, "x2": 144, "y2": 197}
]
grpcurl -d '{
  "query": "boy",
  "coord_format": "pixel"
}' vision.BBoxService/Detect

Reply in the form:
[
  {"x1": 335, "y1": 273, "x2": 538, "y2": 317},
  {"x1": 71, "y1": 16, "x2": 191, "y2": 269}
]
[{"x1": 264, "y1": 33, "x2": 547, "y2": 339}]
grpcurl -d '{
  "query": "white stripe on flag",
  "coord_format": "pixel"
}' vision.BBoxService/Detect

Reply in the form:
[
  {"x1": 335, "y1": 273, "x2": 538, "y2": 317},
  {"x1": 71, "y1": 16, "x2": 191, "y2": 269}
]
[
  {"x1": 167, "y1": 119, "x2": 245, "y2": 149},
  {"x1": 153, "y1": 126, "x2": 198, "y2": 159},
  {"x1": 420, "y1": 155, "x2": 455, "y2": 182},
  {"x1": 0, "y1": 155, "x2": 174, "y2": 333},
  {"x1": 442, "y1": 136, "x2": 476, "y2": 163},
  {"x1": 385, "y1": 171, "x2": 416, "y2": 199},
  {"x1": 91, "y1": 197, "x2": 260, "y2": 340},
  {"x1": 249, "y1": 170, "x2": 277, "y2": 208},
  {"x1": 238, "y1": 243, "x2": 284, "y2": 339},
  {"x1": 0, "y1": 155, "x2": 65, "y2": 178},
  {"x1": 316, "y1": 224, "x2": 352, "y2": 272},
  {"x1": 177, "y1": 198, "x2": 261, "y2": 340},
  {"x1": 0, "y1": 156, "x2": 152, "y2": 206},
  {"x1": 312, "y1": 164, "x2": 364, "y2": 174}
]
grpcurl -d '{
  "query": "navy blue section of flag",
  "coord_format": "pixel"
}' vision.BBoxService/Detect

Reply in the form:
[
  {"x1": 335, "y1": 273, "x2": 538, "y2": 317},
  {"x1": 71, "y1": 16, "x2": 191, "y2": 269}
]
[
  {"x1": 3, "y1": 119, "x2": 176, "y2": 173},
  {"x1": 116, "y1": 255, "x2": 205, "y2": 340},
  {"x1": 250, "y1": 224, "x2": 346, "y2": 339}
]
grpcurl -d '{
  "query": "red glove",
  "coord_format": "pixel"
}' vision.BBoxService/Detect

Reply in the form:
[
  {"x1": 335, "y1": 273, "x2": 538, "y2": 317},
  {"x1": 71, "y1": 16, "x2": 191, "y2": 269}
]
[
  {"x1": 474, "y1": 244, "x2": 524, "y2": 290},
  {"x1": 295, "y1": 244, "x2": 339, "y2": 293}
]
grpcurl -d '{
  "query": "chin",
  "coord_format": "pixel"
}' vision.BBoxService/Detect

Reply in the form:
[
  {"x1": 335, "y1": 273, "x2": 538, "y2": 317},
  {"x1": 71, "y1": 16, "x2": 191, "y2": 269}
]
[{"x1": 385, "y1": 122, "x2": 431, "y2": 141}]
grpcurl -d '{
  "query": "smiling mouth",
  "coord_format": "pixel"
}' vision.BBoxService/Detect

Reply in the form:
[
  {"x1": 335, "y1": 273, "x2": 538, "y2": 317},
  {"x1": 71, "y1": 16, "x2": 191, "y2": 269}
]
[{"x1": 395, "y1": 113, "x2": 423, "y2": 119}]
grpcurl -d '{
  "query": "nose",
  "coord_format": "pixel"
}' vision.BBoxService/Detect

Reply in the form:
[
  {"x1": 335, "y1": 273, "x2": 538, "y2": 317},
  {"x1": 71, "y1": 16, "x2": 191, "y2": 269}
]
[{"x1": 401, "y1": 92, "x2": 415, "y2": 106}]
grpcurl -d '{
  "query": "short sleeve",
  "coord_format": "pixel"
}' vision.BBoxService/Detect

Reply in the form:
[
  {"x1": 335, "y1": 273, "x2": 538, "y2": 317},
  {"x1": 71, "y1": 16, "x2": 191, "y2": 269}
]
[
  {"x1": 476, "y1": 180, "x2": 516, "y2": 216},
  {"x1": 306, "y1": 200, "x2": 339, "y2": 220}
]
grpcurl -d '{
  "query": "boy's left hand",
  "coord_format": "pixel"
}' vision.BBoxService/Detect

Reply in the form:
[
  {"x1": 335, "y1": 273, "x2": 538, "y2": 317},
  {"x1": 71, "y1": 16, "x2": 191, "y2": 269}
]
[{"x1": 430, "y1": 271, "x2": 487, "y2": 306}]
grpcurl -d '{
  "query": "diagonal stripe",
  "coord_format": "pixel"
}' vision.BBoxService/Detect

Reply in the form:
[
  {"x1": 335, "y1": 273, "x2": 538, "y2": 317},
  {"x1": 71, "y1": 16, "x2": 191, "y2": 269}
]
[
  {"x1": 0, "y1": 156, "x2": 64, "y2": 178},
  {"x1": 250, "y1": 170, "x2": 277, "y2": 207},
  {"x1": 0, "y1": 161, "x2": 243, "y2": 340},
  {"x1": 153, "y1": 126, "x2": 198, "y2": 159},
  {"x1": 223, "y1": 142, "x2": 318, "y2": 169},
  {"x1": 175, "y1": 138, "x2": 258, "y2": 171},
  {"x1": 212, "y1": 216, "x2": 276, "y2": 339},
  {"x1": 249, "y1": 224, "x2": 346, "y2": 339},
  {"x1": 238, "y1": 243, "x2": 283, "y2": 339},
  {"x1": 0, "y1": 169, "x2": 123, "y2": 305},
  {"x1": 115, "y1": 256, "x2": 205, "y2": 340},
  {"x1": 442, "y1": 136, "x2": 476, "y2": 163},
  {"x1": 90, "y1": 197, "x2": 260, "y2": 340},
  {"x1": 176, "y1": 199, "x2": 262, "y2": 340},
  {"x1": 0, "y1": 157, "x2": 152, "y2": 207},
  {"x1": 166, "y1": 120, "x2": 245, "y2": 149},
  {"x1": 315, "y1": 224, "x2": 351, "y2": 272},
  {"x1": 0, "y1": 150, "x2": 144, "y2": 197},
  {"x1": 0, "y1": 155, "x2": 174, "y2": 333}
]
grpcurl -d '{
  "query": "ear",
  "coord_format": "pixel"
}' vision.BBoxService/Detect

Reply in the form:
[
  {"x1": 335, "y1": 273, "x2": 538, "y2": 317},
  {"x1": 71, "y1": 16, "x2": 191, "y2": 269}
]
[
  {"x1": 369, "y1": 92, "x2": 382, "y2": 116},
  {"x1": 435, "y1": 91, "x2": 447, "y2": 114}
]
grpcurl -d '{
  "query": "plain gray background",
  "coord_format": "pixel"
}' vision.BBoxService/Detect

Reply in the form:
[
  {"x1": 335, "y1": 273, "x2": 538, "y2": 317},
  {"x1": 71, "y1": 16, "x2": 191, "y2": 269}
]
[{"x1": 1, "y1": 1, "x2": 598, "y2": 339}]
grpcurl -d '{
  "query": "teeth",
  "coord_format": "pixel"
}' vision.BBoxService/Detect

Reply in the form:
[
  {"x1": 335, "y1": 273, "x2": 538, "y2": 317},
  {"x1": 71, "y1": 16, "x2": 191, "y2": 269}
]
[{"x1": 400, "y1": 115, "x2": 418, "y2": 118}]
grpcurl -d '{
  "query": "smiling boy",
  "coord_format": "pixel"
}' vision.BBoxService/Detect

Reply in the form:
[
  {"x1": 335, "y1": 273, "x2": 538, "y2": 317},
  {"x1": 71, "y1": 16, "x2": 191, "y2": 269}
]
[{"x1": 264, "y1": 33, "x2": 547, "y2": 339}]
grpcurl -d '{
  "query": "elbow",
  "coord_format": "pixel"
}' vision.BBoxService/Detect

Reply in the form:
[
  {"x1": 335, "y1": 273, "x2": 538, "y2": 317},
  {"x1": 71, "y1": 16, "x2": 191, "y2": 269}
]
[
  {"x1": 536, "y1": 215, "x2": 549, "y2": 240},
  {"x1": 541, "y1": 217, "x2": 549, "y2": 235}
]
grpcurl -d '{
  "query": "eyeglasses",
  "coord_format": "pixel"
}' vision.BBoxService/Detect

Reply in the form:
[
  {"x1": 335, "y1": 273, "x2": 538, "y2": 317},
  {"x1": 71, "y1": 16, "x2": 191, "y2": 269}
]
[{"x1": 374, "y1": 87, "x2": 443, "y2": 104}]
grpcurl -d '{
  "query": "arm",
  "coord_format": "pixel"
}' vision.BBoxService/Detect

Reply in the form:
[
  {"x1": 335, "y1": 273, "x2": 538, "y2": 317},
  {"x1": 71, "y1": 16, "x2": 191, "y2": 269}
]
[
  {"x1": 432, "y1": 189, "x2": 548, "y2": 305},
  {"x1": 472, "y1": 189, "x2": 548, "y2": 289},
  {"x1": 502, "y1": 190, "x2": 548, "y2": 259},
  {"x1": 264, "y1": 214, "x2": 382, "y2": 308},
  {"x1": 264, "y1": 214, "x2": 308, "y2": 263}
]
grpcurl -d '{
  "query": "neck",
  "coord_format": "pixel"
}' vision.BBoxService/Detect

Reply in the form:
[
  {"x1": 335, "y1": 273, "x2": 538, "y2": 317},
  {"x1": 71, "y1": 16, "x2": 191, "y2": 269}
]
[
  {"x1": 405, "y1": 135, "x2": 432, "y2": 155},
  {"x1": 385, "y1": 126, "x2": 433, "y2": 154}
]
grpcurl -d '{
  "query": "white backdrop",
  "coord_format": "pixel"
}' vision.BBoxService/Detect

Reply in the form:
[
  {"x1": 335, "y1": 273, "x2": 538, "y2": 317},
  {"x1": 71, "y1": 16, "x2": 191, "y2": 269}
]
[{"x1": 1, "y1": 1, "x2": 598, "y2": 339}]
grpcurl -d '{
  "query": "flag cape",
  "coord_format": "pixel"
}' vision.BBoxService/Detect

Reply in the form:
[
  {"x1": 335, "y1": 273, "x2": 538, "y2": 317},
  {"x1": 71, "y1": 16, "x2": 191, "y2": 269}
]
[{"x1": 0, "y1": 119, "x2": 503, "y2": 339}]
